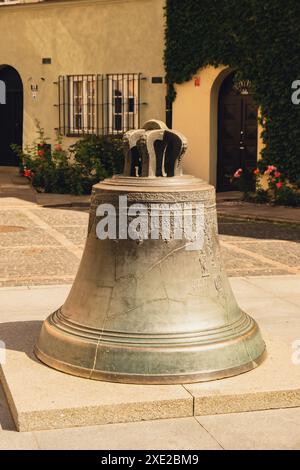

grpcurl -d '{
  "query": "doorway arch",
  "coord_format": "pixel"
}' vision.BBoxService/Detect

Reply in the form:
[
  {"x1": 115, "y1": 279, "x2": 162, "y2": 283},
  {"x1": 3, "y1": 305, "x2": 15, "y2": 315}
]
[
  {"x1": 0, "y1": 65, "x2": 23, "y2": 166},
  {"x1": 173, "y1": 66, "x2": 261, "y2": 188},
  {"x1": 217, "y1": 71, "x2": 258, "y2": 191}
]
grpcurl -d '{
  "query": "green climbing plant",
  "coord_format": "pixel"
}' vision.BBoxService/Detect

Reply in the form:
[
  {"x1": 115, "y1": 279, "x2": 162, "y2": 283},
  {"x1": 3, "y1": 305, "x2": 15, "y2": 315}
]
[{"x1": 164, "y1": 0, "x2": 300, "y2": 185}]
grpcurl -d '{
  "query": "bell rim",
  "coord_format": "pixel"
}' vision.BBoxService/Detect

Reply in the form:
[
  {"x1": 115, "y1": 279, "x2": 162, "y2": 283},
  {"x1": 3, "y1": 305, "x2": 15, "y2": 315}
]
[
  {"x1": 34, "y1": 312, "x2": 266, "y2": 384},
  {"x1": 34, "y1": 345, "x2": 267, "y2": 385}
]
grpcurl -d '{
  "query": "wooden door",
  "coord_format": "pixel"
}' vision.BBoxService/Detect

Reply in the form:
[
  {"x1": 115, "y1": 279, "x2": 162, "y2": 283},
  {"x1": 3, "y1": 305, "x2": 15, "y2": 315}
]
[
  {"x1": 217, "y1": 73, "x2": 258, "y2": 191},
  {"x1": 0, "y1": 66, "x2": 23, "y2": 166}
]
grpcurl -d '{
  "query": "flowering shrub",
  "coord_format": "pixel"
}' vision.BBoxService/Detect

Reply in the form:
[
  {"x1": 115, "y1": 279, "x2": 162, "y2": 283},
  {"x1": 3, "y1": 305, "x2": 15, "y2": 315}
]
[
  {"x1": 68, "y1": 134, "x2": 123, "y2": 195},
  {"x1": 232, "y1": 165, "x2": 300, "y2": 206},
  {"x1": 230, "y1": 167, "x2": 255, "y2": 194},
  {"x1": 11, "y1": 121, "x2": 124, "y2": 195}
]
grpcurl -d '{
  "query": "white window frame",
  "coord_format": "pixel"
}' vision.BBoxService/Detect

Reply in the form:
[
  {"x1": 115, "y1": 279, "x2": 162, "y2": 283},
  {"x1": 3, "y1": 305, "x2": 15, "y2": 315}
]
[
  {"x1": 0, "y1": 1, "x2": 21, "y2": 4},
  {"x1": 69, "y1": 75, "x2": 96, "y2": 134},
  {"x1": 108, "y1": 74, "x2": 140, "y2": 134}
]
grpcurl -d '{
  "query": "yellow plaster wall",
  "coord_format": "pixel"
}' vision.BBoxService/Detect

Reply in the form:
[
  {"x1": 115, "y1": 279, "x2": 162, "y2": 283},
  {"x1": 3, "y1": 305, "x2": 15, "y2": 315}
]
[{"x1": 0, "y1": 0, "x2": 166, "y2": 148}]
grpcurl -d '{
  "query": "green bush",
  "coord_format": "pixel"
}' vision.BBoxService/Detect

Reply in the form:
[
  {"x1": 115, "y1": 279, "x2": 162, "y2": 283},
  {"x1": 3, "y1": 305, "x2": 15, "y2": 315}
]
[
  {"x1": 274, "y1": 186, "x2": 300, "y2": 207},
  {"x1": 244, "y1": 189, "x2": 270, "y2": 204},
  {"x1": 12, "y1": 122, "x2": 124, "y2": 195},
  {"x1": 68, "y1": 135, "x2": 124, "y2": 194}
]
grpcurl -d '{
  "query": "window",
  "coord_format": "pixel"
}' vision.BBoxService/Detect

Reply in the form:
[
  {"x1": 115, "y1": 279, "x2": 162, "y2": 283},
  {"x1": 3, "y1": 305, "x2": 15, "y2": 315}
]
[
  {"x1": 58, "y1": 73, "x2": 142, "y2": 136},
  {"x1": 69, "y1": 75, "x2": 96, "y2": 134},
  {"x1": 0, "y1": 1, "x2": 22, "y2": 4},
  {"x1": 0, "y1": 0, "x2": 45, "y2": 3},
  {"x1": 108, "y1": 74, "x2": 140, "y2": 133}
]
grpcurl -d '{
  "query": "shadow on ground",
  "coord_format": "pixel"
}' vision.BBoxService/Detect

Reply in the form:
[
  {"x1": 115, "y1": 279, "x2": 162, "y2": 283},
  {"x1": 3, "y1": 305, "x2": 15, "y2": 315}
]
[
  {"x1": 0, "y1": 320, "x2": 42, "y2": 362},
  {"x1": 218, "y1": 217, "x2": 300, "y2": 243},
  {"x1": 0, "y1": 321, "x2": 43, "y2": 430}
]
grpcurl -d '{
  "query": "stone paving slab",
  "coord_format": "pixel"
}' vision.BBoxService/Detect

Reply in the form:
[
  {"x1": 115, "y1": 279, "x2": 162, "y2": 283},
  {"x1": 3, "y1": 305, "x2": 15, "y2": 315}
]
[
  {"x1": 0, "y1": 277, "x2": 300, "y2": 432},
  {"x1": 0, "y1": 247, "x2": 80, "y2": 287},
  {"x1": 1, "y1": 169, "x2": 300, "y2": 286},
  {"x1": 1, "y1": 206, "x2": 300, "y2": 287},
  {"x1": 197, "y1": 408, "x2": 300, "y2": 450},
  {"x1": 33, "y1": 417, "x2": 221, "y2": 451},
  {"x1": 0, "y1": 284, "x2": 192, "y2": 431},
  {"x1": 0, "y1": 331, "x2": 192, "y2": 431},
  {"x1": 186, "y1": 332, "x2": 300, "y2": 416}
]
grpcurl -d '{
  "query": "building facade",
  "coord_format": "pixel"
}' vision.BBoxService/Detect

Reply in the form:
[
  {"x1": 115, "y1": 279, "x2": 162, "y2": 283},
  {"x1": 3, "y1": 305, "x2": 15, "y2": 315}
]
[
  {"x1": 0, "y1": 0, "x2": 261, "y2": 190},
  {"x1": 0, "y1": 0, "x2": 166, "y2": 163}
]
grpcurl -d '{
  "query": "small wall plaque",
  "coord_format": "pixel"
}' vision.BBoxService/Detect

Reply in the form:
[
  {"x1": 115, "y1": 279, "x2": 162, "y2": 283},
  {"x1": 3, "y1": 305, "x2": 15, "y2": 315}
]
[
  {"x1": 42, "y1": 58, "x2": 52, "y2": 65},
  {"x1": 152, "y1": 77, "x2": 163, "y2": 84},
  {"x1": 194, "y1": 76, "x2": 201, "y2": 87}
]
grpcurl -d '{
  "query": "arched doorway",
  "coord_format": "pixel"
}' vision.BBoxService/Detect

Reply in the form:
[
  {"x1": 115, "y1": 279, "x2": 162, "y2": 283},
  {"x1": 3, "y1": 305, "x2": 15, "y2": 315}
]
[
  {"x1": 217, "y1": 71, "x2": 258, "y2": 191},
  {"x1": 0, "y1": 65, "x2": 23, "y2": 166}
]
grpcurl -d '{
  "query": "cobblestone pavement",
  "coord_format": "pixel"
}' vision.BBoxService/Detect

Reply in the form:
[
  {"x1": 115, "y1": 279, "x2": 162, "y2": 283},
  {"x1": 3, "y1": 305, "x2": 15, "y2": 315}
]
[
  {"x1": 0, "y1": 197, "x2": 299, "y2": 286},
  {"x1": 219, "y1": 217, "x2": 300, "y2": 277}
]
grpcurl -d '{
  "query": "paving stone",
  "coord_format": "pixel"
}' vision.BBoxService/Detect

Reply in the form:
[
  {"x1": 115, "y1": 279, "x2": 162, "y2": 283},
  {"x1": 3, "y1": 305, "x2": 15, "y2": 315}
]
[
  {"x1": 246, "y1": 275, "x2": 300, "y2": 297},
  {"x1": 0, "y1": 430, "x2": 38, "y2": 450},
  {"x1": 221, "y1": 245, "x2": 280, "y2": 274},
  {"x1": 197, "y1": 408, "x2": 300, "y2": 450},
  {"x1": 53, "y1": 226, "x2": 87, "y2": 246},
  {"x1": 241, "y1": 241, "x2": 300, "y2": 268},
  {"x1": 0, "y1": 209, "x2": 38, "y2": 228},
  {"x1": 1, "y1": 278, "x2": 300, "y2": 432},
  {"x1": 0, "y1": 285, "x2": 71, "y2": 322},
  {"x1": 1, "y1": 183, "x2": 300, "y2": 286},
  {"x1": 31, "y1": 208, "x2": 88, "y2": 227},
  {"x1": 0, "y1": 228, "x2": 59, "y2": 247},
  {"x1": 34, "y1": 417, "x2": 221, "y2": 450},
  {"x1": 0, "y1": 315, "x2": 192, "y2": 431},
  {"x1": 185, "y1": 331, "x2": 300, "y2": 416},
  {"x1": 0, "y1": 248, "x2": 81, "y2": 287}
]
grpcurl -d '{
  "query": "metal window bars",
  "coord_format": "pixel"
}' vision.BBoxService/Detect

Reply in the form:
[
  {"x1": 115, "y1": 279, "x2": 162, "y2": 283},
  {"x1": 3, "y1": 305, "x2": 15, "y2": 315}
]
[{"x1": 57, "y1": 73, "x2": 142, "y2": 136}]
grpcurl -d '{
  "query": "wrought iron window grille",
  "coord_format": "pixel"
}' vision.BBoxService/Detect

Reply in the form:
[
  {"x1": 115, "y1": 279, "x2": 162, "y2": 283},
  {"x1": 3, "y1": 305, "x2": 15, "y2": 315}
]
[{"x1": 57, "y1": 73, "x2": 143, "y2": 136}]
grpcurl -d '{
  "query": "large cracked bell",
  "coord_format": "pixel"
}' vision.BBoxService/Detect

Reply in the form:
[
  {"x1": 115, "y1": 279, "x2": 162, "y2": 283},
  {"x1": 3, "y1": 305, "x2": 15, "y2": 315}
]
[{"x1": 35, "y1": 120, "x2": 266, "y2": 384}]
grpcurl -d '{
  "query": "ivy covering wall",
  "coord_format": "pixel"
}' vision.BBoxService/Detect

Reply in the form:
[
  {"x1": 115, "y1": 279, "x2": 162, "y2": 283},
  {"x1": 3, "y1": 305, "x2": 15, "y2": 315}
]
[{"x1": 165, "y1": 0, "x2": 300, "y2": 184}]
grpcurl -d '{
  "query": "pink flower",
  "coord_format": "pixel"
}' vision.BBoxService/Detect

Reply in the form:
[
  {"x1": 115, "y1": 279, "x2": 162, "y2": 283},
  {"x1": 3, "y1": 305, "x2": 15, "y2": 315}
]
[
  {"x1": 24, "y1": 169, "x2": 31, "y2": 178},
  {"x1": 274, "y1": 171, "x2": 281, "y2": 179},
  {"x1": 276, "y1": 182, "x2": 283, "y2": 189},
  {"x1": 54, "y1": 144, "x2": 62, "y2": 152},
  {"x1": 234, "y1": 168, "x2": 243, "y2": 178},
  {"x1": 253, "y1": 168, "x2": 260, "y2": 175},
  {"x1": 265, "y1": 165, "x2": 277, "y2": 175},
  {"x1": 38, "y1": 149, "x2": 45, "y2": 157}
]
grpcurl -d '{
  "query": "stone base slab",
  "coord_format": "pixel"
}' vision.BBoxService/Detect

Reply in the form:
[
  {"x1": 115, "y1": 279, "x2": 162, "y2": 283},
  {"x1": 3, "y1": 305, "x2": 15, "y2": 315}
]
[
  {"x1": 1, "y1": 280, "x2": 300, "y2": 432},
  {"x1": 0, "y1": 321, "x2": 192, "y2": 432}
]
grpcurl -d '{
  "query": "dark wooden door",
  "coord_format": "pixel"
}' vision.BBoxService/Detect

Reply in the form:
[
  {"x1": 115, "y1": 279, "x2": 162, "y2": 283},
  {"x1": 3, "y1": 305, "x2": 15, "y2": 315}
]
[
  {"x1": 0, "y1": 66, "x2": 23, "y2": 166},
  {"x1": 217, "y1": 73, "x2": 258, "y2": 191}
]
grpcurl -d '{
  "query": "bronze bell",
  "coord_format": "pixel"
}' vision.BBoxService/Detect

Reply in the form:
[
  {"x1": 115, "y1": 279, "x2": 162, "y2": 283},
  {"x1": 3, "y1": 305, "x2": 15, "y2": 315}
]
[{"x1": 35, "y1": 120, "x2": 266, "y2": 384}]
